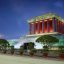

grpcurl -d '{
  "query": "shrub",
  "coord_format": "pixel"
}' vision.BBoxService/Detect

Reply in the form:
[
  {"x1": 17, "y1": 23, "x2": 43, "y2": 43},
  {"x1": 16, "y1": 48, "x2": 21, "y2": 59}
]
[
  {"x1": 19, "y1": 46, "x2": 24, "y2": 55},
  {"x1": 43, "y1": 45, "x2": 49, "y2": 52},
  {"x1": 29, "y1": 49, "x2": 35, "y2": 56},
  {"x1": 58, "y1": 46, "x2": 64, "y2": 53},
  {"x1": 10, "y1": 45, "x2": 14, "y2": 54}
]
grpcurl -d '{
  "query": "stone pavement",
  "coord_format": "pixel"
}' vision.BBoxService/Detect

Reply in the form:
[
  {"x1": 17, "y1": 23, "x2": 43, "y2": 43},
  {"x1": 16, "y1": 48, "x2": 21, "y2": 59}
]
[{"x1": 0, "y1": 54, "x2": 64, "y2": 64}]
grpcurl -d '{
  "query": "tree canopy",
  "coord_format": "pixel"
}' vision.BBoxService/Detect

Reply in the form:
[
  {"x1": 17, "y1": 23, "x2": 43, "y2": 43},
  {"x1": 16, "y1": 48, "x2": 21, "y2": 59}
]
[
  {"x1": 36, "y1": 35, "x2": 59, "y2": 45},
  {"x1": 28, "y1": 42, "x2": 34, "y2": 50},
  {"x1": 0, "y1": 39, "x2": 9, "y2": 47}
]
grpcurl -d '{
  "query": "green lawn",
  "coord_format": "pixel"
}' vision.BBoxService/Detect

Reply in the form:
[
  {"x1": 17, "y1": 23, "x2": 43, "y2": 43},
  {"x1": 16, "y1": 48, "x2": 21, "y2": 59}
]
[{"x1": 0, "y1": 54, "x2": 64, "y2": 64}]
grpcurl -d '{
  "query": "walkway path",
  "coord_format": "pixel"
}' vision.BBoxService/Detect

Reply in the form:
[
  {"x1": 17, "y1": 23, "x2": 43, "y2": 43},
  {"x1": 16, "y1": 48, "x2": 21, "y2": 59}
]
[{"x1": 0, "y1": 54, "x2": 64, "y2": 64}]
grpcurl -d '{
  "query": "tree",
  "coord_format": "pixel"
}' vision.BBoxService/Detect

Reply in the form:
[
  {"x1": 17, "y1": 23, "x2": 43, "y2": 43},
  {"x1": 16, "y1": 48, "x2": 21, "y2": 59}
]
[
  {"x1": 58, "y1": 46, "x2": 64, "y2": 53},
  {"x1": 28, "y1": 42, "x2": 34, "y2": 50},
  {"x1": 19, "y1": 46, "x2": 24, "y2": 55},
  {"x1": 43, "y1": 45, "x2": 49, "y2": 57},
  {"x1": 28, "y1": 42, "x2": 35, "y2": 56},
  {"x1": 36, "y1": 35, "x2": 59, "y2": 57},
  {"x1": 10, "y1": 45, "x2": 14, "y2": 54},
  {"x1": 36, "y1": 35, "x2": 59, "y2": 46},
  {"x1": 0, "y1": 39, "x2": 10, "y2": 53},
  {"x1": 58, "y1": 46, "x2": 64, "y2": 58}
]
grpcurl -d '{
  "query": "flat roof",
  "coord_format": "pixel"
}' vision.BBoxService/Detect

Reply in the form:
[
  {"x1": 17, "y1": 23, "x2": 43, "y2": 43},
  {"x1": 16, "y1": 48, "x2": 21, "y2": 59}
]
[{"x1": 28, "y1": 13, "x2": 64, "y2": 23}]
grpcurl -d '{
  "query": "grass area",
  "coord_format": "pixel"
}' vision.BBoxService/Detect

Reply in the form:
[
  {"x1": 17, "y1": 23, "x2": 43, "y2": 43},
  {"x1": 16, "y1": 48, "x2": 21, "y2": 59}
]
[{"x1": 0, "y1": 54, "x2": 64, "y2": 64}]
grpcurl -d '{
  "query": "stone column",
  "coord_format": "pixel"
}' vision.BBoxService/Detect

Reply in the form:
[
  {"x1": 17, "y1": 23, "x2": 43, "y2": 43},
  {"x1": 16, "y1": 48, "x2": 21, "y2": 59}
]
[
  {"x1": 29, "y1": 23, "x2": 32, "y2": 34},
  {"x1": 42, "y1": 20, "x2": 44, "y2": 33},
  {"x1": 47, "y1": 20, "x2": 49, "y2": 33},
  {"x1": 56, "y1": 18, "x2": 58, "y2": 32},
  {"x1": 38, "y1": 21, "x2": 40, "y2": 34},
  {"x1": 44, "y1": 20, "x2": 48, "y2": 33},
  {"x1": 61, "y1": 22, "x2": 63, "y2": 33},
  {"x1": 57, "y1": 20, "x2": 59, "y2": 33},
  {"x1": 34, "y1": 22, "x2": 38, "y2": 34},
  {"x1": 34, "y1": 22, "x2": 35, "y2": 34},
  {"x1": 52, "y1": 18, "x2": 58, "y2": 32},
  {"x1": 40, "y1": 21, "x2": 42, "y2": 33},
  {"x1": 63, "y1": 23, "x2": 64, "y2": 34},
  {"x1": 30, "y1": 22, "x2": 34, "y2": 34}
]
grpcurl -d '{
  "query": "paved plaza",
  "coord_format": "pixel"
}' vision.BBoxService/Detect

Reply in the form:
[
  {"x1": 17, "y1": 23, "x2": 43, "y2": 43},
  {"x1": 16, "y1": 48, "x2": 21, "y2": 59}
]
[{"x1": 0, "y1": 54, "x2": 64, "y2": 64}]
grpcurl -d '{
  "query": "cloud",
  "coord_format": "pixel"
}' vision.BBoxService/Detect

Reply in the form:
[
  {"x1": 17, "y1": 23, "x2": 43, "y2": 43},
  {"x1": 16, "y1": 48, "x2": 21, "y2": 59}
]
[{"x1": 0, "y1": 34, "x2": 5, "y2": 39}]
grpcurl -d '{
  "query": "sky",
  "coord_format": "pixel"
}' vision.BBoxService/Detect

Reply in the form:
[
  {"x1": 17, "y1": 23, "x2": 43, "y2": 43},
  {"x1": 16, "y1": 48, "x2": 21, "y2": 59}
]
[{"x1": 0, "y1": 0, "x2": 64, "y2": 39}]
